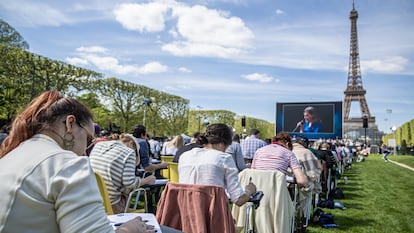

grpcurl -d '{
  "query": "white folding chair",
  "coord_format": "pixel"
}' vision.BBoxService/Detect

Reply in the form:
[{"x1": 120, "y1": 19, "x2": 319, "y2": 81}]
[
  {"x1": 285, "y1": 175, "x2": 298, "y2": 233},
  {"x1": 125, "y1": 168, "x2": 154, "y2": 213},
  {"x1": 326, "y1": 168, "x2": 331, "y2": 200},
  {"x1": 124, "y1": 187, "x2": 148, "y2": 213}
]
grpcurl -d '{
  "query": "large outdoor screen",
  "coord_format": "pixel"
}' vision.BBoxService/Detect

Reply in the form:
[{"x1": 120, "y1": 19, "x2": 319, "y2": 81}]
[{"x1": 276, "y1": 101, "x2": 343, "y2": 140}]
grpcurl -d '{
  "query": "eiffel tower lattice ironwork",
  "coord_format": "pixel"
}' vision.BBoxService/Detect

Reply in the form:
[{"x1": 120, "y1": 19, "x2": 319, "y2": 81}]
[{"x1": 343, "y1": 1, "x2": 371, "y2": 120}]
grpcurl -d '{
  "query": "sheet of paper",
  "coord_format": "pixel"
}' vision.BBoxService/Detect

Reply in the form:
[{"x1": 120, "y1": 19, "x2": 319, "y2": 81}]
[
  {"x1": 154, "y1": 179, "x2": 168, "y2": 185},
  {"x1": 151, "y1": 159, "x2": 161, "y2": 164},
  {"x1": 107, "y1": 213, "x2": 162, "y2": 232}
]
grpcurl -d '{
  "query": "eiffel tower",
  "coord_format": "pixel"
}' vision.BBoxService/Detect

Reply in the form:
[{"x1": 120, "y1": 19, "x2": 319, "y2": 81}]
[{"x1": 343, "y1": 1, "x2": 378, "y2": 143}]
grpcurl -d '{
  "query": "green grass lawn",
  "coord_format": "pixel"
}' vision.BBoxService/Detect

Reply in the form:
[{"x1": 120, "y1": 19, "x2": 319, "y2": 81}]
[
  {"x1": 387, "y1": 154, "x2": 414, "y2": 168},
  {"x1": 307, "y1": 154, "x2": 414, "y2": 233}
]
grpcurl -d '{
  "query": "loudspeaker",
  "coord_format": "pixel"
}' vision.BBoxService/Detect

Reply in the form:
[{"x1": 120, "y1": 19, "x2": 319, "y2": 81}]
[
  {"x1": 363, "y1": 118, "x2": 368, "y2": 128},
  {"x1": 241, "y1": 117, "x2": 246, "y2": 127}
]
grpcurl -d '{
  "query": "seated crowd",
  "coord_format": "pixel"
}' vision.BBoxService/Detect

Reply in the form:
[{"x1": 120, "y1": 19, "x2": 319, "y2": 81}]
[
  {"x1": 0, "y1": 91, "x2": 363, "y2": 233},
  {"x1": 88, "y1": 123, "x2": 348, "y2": 232}
]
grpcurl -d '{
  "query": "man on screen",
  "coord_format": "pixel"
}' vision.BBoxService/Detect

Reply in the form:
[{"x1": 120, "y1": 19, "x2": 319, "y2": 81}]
[{"x1": 296, "y1": 106, "x2": 323, "y2": 133}]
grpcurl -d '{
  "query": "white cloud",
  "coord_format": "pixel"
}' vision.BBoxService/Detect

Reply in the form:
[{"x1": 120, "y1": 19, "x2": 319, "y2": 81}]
[
  {"x1": 171, "y1": 5, "x2": 254, "y2": 49},
  {"x1": 162, "y1": 41, "x2": 246, "y2": 58},
  {"x1": 65, "y1": 57, "x2": 89, "y2": 66},
  {"x1": 76, "y1": 46, "x2": 108, "y2": 53},
  {"x1": 178, "y1": 67, "x2": 192, "y2": 73},
  {"x1": 113, "y1": 2, "x2": 169, "y2": 32},
  {"x1": 169, "y1": 29, "x2": 179, "y2": 38},
  {"x1": 113, "y1": 1, "x2": 254, "y2": 58},
  {"x1": 361, "y1": 56, "x2": 409, "y2": 73},
  {"x1": 164, "y1": 85, "x2": 190, "y2": 91},
  {"x1": 275, "y1": 9, "x2": 284, "y2": 15},
  {"x1": 0, "y1": 0, "x2": 71, "y2": 26},
  {"x1": 84, "y1": 55, "x2": 130, "y2": 74},
  {"x1": 241, "y1": 73, "x2": 274, "y2": 83},
  {"x1": 138, "y1": 62, "x2": 168, "y2": 74},
  {"x1": 68, "y1": 46, "x2": 168, "y2": 75}
]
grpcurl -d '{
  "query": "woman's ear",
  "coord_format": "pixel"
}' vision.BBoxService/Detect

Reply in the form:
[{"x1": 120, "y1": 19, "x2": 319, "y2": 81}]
[
  {"x1": 64, "y1": 115, "x2": 76, "y2": 132},
  {"x1": 128, "y1": 141, "x2": 135, "y2": 149}
]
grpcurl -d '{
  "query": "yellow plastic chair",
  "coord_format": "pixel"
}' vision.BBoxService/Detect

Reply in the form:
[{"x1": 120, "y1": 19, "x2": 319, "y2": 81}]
[
  {"x1": 160, "y1": 155, "x2": 174, "y2": 163},
  {"x1": 94, "y1": 172, "x2": 114, "y2": 215},
  {"x1": 169, "y1": 162, "x2": 179, "y2": 182},
  {"x1": 160, "y1": 156, "x2": 174, "y2": 180}
]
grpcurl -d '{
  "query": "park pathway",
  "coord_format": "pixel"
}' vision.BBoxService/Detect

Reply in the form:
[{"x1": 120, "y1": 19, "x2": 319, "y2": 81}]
[{"x1": 388, "y1": 159, "x2": 414, "y2": 172}]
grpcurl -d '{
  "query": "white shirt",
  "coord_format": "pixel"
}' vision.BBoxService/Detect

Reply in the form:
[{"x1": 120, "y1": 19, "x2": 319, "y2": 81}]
[
  {"x1": 0, "y1": 134, "x2": 114, "y2": 233},
  {"x1": 161, "y1": 144, "x2": 178, "y2": 156},
  {"x1": 178, "y1": 147, "x2": 245, "y2": 202}
]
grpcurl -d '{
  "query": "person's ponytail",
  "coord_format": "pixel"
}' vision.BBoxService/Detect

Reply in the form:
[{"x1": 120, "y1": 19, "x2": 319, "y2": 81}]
[
  {"x1": 0, "y1": 91, "x2": 92, "y2": 158},
  {"x1": 0, "y1": 91, "x2": 62, "y2": 158}
]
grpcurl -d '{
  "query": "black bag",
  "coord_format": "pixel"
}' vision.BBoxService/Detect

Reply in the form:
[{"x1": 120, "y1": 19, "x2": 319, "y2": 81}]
[{"x1": 334, "y1": 188, "x2": 345, "y2": 199}]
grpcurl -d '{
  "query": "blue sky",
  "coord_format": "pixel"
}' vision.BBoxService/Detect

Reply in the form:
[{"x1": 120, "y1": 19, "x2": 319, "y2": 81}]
[{"x1": 1, "y1": 0, "x2": 413, "y2": 134}]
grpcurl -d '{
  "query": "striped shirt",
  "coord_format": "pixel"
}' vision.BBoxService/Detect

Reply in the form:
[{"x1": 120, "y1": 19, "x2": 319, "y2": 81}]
[
  {"x1": 89, "y1": 140, "x2": 138, "y2": 204},
  {"x1": 252, "y1": 144, "x2": 301, "y2": 175}
]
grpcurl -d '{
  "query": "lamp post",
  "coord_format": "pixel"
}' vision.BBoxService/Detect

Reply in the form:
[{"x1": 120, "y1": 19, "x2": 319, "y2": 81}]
[
  {"x1": 198, "y1": 115, "x2": 202, "y2": 132},
  {"x1": 391, "y1": 126, "x2": 397, "y2": 155},
  {"x1": 196, "y1": 105, "x2": 203, "y2": 132},
  {"x1": 197, "y1": 115, "x2": 209, "y2": 132},
  {"x1": 203, "y1": 119, "x2": 209, "y2": 127},
  {"x1": 362, "y1": 115, "x2": 368, "y2": 146},
  {"x1": 142, "y1": 97, "x2": 152, "y2": 126},
  {"x1": 386, "y1": 109, "x2": 392, "y2": 133}
]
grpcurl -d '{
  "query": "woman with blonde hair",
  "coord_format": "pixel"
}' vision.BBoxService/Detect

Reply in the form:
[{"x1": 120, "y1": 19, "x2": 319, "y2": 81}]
[
  {"x1": 161, "y1": 135, "x2": 184, "y2": 156},
  {"x1": 120, "y1": 133, "x2": 141, "y2": 166}
]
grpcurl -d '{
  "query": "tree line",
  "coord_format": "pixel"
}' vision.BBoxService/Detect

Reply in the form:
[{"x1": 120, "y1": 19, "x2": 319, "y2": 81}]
[{"x1": 0, "y1": 19, "x2": 275, "y2": 139}]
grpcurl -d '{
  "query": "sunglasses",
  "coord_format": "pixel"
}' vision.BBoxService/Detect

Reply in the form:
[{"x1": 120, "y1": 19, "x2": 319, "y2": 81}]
[{"x1": 78, "y1": 123, "x2": 95, "y2": 148}]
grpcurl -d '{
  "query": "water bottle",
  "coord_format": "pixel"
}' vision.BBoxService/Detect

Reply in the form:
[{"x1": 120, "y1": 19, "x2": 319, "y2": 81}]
[{"x1": 344, "y1": 176, "x2": 348, "y2": 185}]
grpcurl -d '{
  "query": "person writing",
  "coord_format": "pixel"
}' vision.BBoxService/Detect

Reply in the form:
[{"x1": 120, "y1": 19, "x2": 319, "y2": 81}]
[
  {"x1": 160, "y1": 135, "x2": 184, "y2": 156},
  {"x1": 178, "y1": 123, "x2": 257, "y2": 206},
  {"x1": 296, "y1": 106, "x2": 323, "y2": 133},
  {"x1": 89, "y1": 133, "x2": 156, "y2": 214},
  {"x1": 225, "y1": 134, "x2": 247, "y2": 172},
  {"x1": 0, "y1": 91, "x2": 154, "y2": 233},
  {"x1": 132, "y1": 124, "x2": 168, "y2": 172},
  {"x1": 252, "y1": 132, "x2": 308, "y2": 188}
]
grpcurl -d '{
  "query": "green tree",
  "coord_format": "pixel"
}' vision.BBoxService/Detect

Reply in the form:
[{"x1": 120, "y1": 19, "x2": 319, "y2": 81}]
[
  {"x1": 157, "y1": 94, "x2": 189, "y2": 136},
  {"x1": 237, "y1": 116, "x2": 274, "y2": 140},
  {"x1": 0, "y1": 18, "x2": 277, "y2": 138},
  {"x1": 0, "y1": 45, "x2": 32, "y2": 121},
  {"x1": 0, "y1": 43, "x2": 101, "y2": 123},
  {"x1": 96, "y1": 78, "x2": 143, "y2": 133},
  {"x1": 0, "y1": 19, "x2": 29, "y2": 49},
  {"x1": 187, "y1": 110, "x2": 235, "y2": 135},
  {"x1": 26, "y1": 53, "x2": 101, "y2": 98},
  {"x1": 76, "y1": 93, "x2": 111, "y2": 128},
  {"x1": 77, "y1": 93, "x2": 102, "y2": 109}
]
